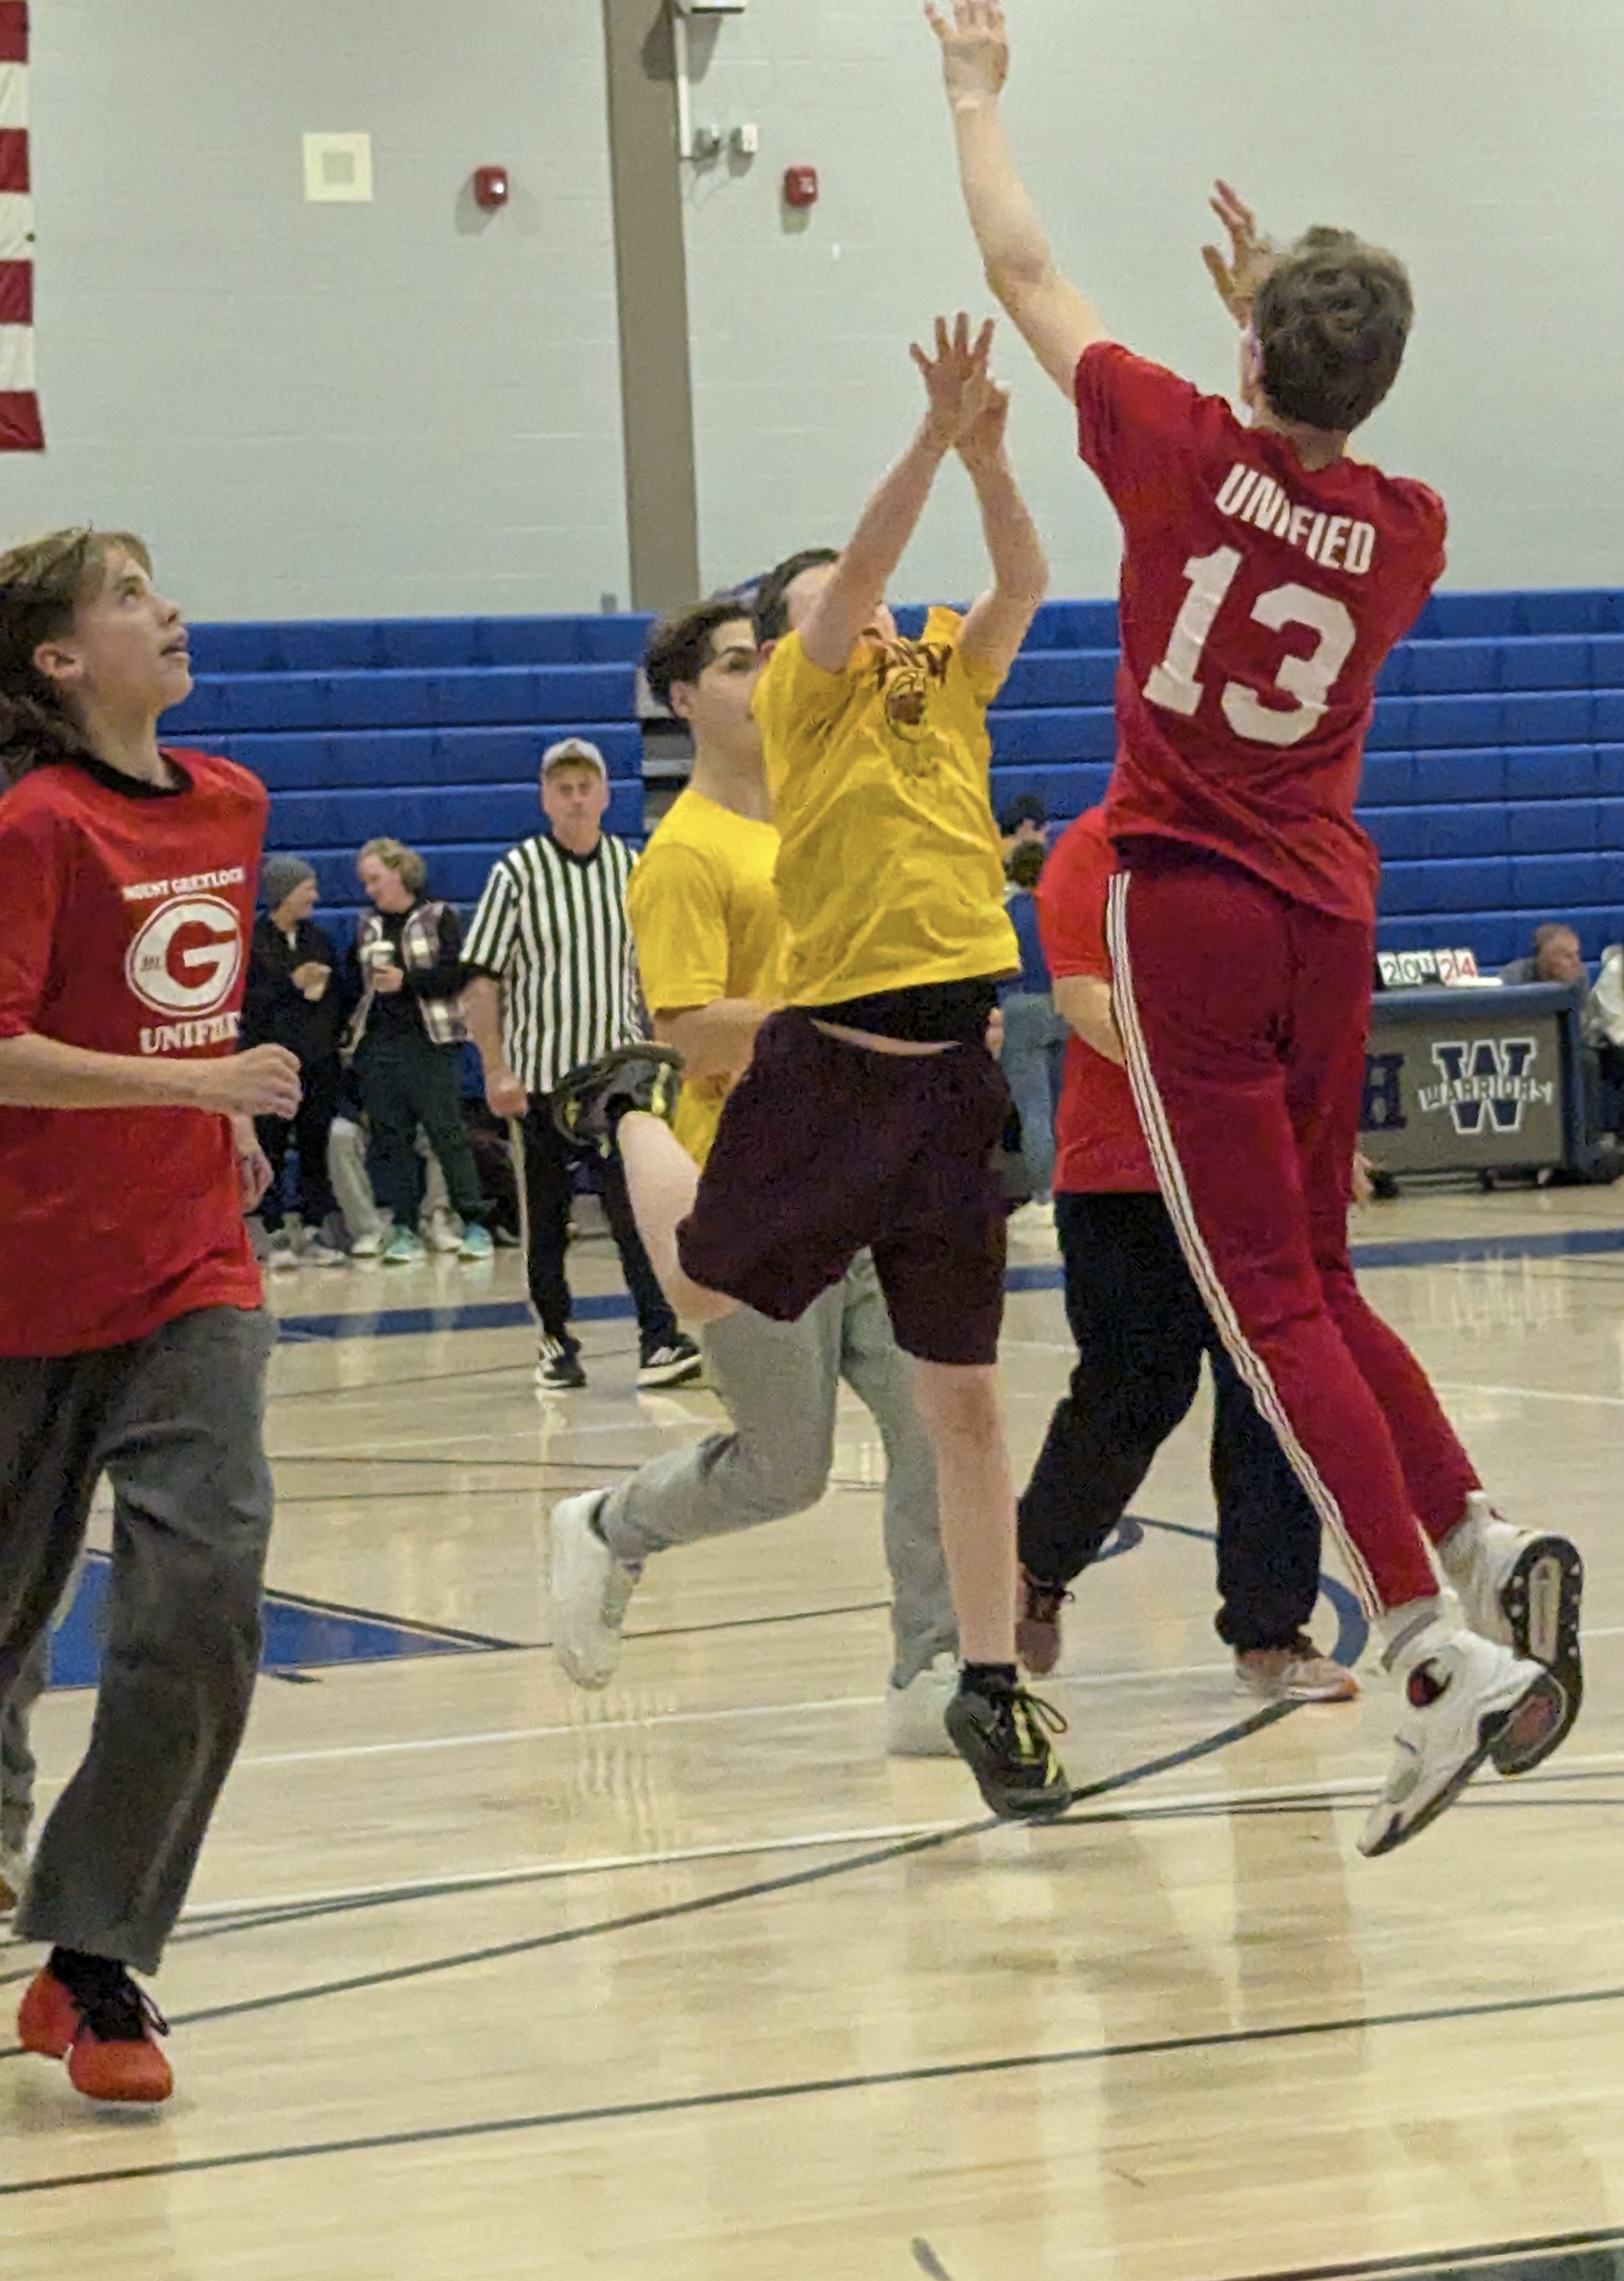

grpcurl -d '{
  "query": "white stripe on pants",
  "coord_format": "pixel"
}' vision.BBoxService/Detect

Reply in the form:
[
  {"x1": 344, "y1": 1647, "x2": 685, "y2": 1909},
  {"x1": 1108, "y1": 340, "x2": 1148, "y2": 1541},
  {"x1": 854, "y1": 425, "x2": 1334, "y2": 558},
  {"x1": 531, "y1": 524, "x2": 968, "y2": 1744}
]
[{"x1": 1105, "y1": 868, "x2": 1384, "y2": 1615}]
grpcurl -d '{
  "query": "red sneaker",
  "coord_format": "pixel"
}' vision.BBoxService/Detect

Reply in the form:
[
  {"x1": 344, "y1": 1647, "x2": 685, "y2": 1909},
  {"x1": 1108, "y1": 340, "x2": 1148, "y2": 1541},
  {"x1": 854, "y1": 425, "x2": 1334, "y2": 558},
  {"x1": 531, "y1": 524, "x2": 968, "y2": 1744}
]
[
  {"x1": 18, "y1": 1963, "x2": 173, "y2": 2104},
  {"x1": 17, "y1": 1967, "x2": 76, "y2": 2060}
]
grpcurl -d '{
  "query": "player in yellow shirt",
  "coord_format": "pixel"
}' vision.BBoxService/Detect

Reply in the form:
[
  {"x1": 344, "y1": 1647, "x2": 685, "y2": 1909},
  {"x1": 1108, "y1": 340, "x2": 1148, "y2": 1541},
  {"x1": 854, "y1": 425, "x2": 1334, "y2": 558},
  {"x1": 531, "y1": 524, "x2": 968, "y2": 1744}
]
[
  {"x1": 555, "y1": 316, "x2": 1067, "y2": 1818},
  {"x1": 547, "y1": 599, "x2": 961, "y2": 1746}
]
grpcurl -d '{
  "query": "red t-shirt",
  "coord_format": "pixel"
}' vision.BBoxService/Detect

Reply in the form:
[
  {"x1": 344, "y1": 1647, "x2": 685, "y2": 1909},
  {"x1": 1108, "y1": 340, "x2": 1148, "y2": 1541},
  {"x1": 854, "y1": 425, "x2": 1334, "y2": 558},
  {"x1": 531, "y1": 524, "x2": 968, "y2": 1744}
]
[
  {"x1": 1037, "y1": 807, "x2": 1154, "y2": 1194},
  {"x1": 0, "y1": 749, "x2": 268, "y2": 1356},
  {"x1": 1077, "y1": 343, "x2": 1447, "y2": 924}
]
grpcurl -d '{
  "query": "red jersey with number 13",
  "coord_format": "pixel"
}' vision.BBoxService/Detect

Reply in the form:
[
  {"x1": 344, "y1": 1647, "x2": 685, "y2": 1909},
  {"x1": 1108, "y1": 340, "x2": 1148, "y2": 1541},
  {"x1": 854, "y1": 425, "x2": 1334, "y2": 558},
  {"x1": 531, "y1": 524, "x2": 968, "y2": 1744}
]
[{"x1": 1078, "y1": 342, "x2": 1446, "y2": 924}]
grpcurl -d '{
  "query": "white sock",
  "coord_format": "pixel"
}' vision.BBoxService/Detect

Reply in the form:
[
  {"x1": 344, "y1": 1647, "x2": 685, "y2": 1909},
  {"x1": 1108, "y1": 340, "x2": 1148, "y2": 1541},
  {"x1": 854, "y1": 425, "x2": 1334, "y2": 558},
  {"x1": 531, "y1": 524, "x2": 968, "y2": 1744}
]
[
  {"x1": 1437, "y1": 1489, "x2": 1497, "y2": 1580},
  {"x1": 1378, "y1": 1595, "x2": 1444, "y2": 1670}
]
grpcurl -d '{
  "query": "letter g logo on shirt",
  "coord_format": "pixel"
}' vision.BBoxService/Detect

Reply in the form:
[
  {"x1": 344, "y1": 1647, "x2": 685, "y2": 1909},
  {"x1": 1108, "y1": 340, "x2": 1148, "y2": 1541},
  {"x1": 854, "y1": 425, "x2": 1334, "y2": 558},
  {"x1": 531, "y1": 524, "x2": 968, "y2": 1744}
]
[{"x1": 124, "y1": 894, "x2": 244, "y2": 1016}]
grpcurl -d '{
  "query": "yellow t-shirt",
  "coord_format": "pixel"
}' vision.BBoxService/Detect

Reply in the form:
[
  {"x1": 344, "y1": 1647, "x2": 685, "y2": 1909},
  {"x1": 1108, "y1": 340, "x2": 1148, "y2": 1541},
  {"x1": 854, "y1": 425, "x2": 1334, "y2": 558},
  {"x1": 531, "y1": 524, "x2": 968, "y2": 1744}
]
[
  {"x1": 626, "y1": 787, "x2": 785, "y2": 1166},
  {"x1": 752, "y1": 605, "x2": 1020, "y2": 1007}
]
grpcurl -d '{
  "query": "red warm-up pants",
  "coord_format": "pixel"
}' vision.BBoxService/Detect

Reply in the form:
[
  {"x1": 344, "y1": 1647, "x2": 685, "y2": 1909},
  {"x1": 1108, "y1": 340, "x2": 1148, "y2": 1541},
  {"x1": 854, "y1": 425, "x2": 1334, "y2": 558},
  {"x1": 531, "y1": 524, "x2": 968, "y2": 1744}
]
[{"x1": 1106, "y1": 845, "x2": 1478, "y2": 1616}]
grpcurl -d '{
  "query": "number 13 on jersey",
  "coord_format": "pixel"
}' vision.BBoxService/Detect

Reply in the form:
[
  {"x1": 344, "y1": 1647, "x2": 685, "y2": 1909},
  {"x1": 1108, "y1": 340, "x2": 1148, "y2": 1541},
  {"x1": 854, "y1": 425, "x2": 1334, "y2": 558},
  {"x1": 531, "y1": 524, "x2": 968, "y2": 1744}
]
[{"x1": 1144, "y1": 548, "x2": 1358, "y2": 749}]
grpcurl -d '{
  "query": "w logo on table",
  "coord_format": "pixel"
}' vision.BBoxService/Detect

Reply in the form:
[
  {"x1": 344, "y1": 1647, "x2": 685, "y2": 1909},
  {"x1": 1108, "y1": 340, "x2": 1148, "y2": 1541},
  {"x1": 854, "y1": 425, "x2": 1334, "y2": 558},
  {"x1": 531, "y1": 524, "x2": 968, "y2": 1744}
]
[{"x1": 1419, "y1": 1038, "x2": 1552, "y2": 1136}]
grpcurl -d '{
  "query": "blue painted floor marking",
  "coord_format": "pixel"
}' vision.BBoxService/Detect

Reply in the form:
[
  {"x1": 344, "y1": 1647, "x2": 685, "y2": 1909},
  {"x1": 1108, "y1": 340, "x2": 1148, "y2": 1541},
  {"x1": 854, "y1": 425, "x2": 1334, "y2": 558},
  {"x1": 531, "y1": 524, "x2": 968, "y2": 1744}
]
[
  {"x1": 278, "y1": 1221, "x2": 1624, "y2": 1344},
  {"x1": 45, "y1": 1518, "x2": 1368, "y2": 1691},
  {"x1": 47, "y1": 1552, "x2": 489, "y2": 1691}
]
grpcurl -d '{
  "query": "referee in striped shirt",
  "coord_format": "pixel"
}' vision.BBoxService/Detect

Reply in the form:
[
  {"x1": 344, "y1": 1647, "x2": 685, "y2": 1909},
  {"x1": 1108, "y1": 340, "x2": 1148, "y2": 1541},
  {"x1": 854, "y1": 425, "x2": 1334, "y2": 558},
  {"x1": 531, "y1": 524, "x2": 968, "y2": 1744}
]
[{"x1": 462, "y1": 739, "x2": 701, "y2": 1392}]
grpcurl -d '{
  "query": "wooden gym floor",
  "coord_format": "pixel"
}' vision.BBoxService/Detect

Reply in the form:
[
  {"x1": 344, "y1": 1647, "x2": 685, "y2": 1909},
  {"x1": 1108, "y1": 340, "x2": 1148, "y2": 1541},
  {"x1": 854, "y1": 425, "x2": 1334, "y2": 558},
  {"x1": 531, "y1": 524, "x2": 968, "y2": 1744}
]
[{"x1": 3, "y1": 1186, "x2": 1623, "y2": 2281}]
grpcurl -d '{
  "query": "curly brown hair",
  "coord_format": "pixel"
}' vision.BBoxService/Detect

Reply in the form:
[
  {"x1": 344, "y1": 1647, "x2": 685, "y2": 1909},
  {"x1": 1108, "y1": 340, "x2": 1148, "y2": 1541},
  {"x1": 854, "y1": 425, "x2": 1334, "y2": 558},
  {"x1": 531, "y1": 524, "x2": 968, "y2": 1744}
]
[
  {"x1": 1253, "y1": 226, "x2": 1413, "y2": 435},
  {"x1": 0, "y1": 526, "x2": 153, "y2": 786},
  {"x1": 644, "y1": 596, "x2": 755, "y2": 711}
]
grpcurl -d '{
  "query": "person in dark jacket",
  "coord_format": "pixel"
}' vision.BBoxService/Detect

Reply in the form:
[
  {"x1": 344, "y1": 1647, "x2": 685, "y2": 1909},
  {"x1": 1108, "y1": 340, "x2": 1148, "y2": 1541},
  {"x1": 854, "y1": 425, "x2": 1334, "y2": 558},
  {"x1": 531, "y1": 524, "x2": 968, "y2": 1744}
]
[
  {"x1": 241, "y1": 854, "x2": 348, "y2": 1267},
  {"x1": 346, "y1": 837, "x2": 494, "y2": 1265}
]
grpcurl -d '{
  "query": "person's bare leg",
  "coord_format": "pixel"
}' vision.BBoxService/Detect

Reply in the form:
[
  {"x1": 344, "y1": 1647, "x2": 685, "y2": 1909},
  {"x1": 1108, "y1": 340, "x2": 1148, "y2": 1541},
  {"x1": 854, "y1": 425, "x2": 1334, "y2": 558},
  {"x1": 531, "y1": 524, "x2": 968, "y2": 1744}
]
[
  {"x1": 909, "y1": 1359, "x2": 1016, "y2": 1664},
  {"x1": 616, "y1": 1110, "x2": 738, "y2": 1326}
]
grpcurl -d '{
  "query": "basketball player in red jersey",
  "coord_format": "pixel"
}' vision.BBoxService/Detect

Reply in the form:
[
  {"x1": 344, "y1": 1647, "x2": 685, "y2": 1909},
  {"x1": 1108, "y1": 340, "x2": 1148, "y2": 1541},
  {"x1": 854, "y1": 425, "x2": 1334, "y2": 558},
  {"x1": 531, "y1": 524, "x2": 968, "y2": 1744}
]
[
  {"x1": 929, "y1": 0, "x2": 1583, "y2": 1855},
  {"x1": 0, "y1": 528, "x2": 299, "y2": 2099}
]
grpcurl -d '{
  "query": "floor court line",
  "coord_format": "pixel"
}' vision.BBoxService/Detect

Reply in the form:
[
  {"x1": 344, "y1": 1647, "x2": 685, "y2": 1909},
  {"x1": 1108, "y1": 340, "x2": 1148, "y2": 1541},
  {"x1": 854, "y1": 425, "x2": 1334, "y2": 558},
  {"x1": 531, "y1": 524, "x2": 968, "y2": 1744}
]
[
  {"x1": 7, "y1": 1767, "x2": 1613, "y2": 2012},
  {"x1": 5, "y1": 1697, "x2": 1309, "y2": 2040},
  {"x1": 126, "y1": 1749, "x2": 1624, "y2": 1921},
  {"x1": 263, "y1": 1223, "x2": 1624, "y2": 1350},
  {"x1": 40, "y1": 1625, "x2": 1374, "y2": 1788},
  {"x1": 1430, "y1": 1379, "x2": 1624, "y2": 1410},
  {"x1": 9, "y1": 1977, "x2": 1624, "y2": 2205},
  {"x1": 1004, "y1": 1350, "x2": 1624, "y2": 1415},
  {"x1": 3, "y1": 1775, "x2": 1616, "y2": 2002},
  {"x1": 1240, "y1": 2222, "x2": 1624, "y2": 2281}
]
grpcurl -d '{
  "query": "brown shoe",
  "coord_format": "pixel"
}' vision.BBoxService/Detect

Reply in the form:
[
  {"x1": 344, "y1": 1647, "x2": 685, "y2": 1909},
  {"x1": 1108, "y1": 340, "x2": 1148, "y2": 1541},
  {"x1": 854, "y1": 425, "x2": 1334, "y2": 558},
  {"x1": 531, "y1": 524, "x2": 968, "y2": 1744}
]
[
  {"x1": 1235, "y1": 1634, "x2": 1360, "y2": 1704},
  {"x1": 1016, "y1": 1570, "x2": 1072, "y2": 1677}
]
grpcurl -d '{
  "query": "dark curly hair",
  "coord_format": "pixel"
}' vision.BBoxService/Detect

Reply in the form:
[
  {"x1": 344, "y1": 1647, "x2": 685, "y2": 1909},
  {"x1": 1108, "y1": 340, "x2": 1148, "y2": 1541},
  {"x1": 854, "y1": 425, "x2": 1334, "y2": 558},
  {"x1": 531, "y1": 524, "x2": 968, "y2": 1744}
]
[
  {"x1": 751, "y1": 547, "x2": 840, "y2": 645},
  {"x1": 644, "y1": 595, "x2": 756, "y2": 711},
  {"x1": 1254, "y1": 226, "x2": 1413, "y2": 434},
  {"x1": 0, "y1": 527, "x2": 152, "y2": 785}
]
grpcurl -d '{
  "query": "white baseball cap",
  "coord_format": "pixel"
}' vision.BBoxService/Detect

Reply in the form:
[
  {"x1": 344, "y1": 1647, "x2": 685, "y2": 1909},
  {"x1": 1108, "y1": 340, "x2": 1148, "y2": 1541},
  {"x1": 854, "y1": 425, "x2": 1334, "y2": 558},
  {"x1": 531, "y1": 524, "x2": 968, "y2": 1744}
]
[{"x1": 541, "y1": 736, "x2": 608, "y2": 778}]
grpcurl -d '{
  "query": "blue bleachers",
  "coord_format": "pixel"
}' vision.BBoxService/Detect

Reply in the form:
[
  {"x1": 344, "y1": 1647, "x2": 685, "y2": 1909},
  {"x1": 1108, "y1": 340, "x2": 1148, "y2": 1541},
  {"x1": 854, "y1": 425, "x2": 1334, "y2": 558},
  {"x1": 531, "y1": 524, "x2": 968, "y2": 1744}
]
[{"x1": 196, "y1": 591, "x2": 1621, "y2": 966}]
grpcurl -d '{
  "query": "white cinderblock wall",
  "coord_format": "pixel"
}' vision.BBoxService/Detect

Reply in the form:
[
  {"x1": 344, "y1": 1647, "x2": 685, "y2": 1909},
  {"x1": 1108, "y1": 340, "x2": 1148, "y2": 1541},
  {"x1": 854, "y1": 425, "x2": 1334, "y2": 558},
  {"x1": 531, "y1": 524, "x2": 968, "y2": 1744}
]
[
  {"x1": 10, "y1": 0, "x2": 629, "y2": 620},
  {"x1": 12, "y1": 1, "x2": 1624, "y2": 618},
  {"x1": 680, "y1": 0, "x2": 1624, "y2": 602}
]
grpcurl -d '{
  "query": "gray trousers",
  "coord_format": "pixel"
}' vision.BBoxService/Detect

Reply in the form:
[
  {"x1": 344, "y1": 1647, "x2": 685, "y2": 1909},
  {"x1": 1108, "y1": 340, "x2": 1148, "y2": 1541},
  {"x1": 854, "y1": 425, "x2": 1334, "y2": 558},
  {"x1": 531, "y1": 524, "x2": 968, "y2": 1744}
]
[
  {"x1": 1, "y1": 1623, "x2": 53, "y2": 1854},
  {"x1": 599, "y1": 1252, "x2": 957, "y2": 1687},
  {"x1": 328, "y1": 1114, "x2": 450, "y2": 1243},
  {"x1": 0, "y1": 1306, "x2": 275, "y2": 1973}
]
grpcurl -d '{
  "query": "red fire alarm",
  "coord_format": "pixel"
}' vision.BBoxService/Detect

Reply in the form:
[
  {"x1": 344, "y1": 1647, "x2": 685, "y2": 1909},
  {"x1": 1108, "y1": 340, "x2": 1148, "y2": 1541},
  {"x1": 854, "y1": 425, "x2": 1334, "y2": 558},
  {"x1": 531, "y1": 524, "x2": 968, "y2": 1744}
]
[
  {"x1": 783, "y1": 165, "x2": 819, "y2": 211},
  {"x1": 472, "y1": 166, "x2": 510, "y2": 211}
]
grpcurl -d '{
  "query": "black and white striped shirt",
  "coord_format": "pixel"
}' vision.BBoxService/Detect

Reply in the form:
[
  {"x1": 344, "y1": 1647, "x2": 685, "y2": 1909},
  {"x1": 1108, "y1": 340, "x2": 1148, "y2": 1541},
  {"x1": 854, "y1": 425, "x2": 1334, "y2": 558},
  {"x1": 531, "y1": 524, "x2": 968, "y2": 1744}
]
[{"x1": 463, "y1": 833, "x2": 643, "y2": 1094}]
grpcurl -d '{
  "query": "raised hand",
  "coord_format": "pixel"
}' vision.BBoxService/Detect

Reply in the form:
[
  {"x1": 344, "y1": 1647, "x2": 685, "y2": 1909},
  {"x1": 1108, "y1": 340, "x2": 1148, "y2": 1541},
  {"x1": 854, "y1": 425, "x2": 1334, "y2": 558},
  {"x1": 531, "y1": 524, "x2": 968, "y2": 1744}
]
[
  {"x1": 926, "y1": 0, "x2": 1010, "y2": 107},
  {"x1": 1202, "y1": 179, "x2": 1275, "y2": 327},
  {"x1": 911, "y1": 312, "x2": 997, "y2": 451},
  {"x1": 957, "y1": 375, "x2": 1012, "y2": 471}
]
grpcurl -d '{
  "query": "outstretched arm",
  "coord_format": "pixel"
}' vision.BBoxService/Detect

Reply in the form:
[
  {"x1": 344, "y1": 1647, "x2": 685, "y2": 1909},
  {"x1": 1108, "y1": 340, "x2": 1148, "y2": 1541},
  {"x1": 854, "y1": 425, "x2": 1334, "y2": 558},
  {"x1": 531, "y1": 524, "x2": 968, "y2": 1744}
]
[
  {"x1": 928, "y1": 1, "x2": 1107, "y2": 396},
  {"x1": 799, "y1": 313, "x2": 995, "y2": 675},
  {"x1": 957, "y1": 381, "x2": 1048, "y2": 681},
  {"x1": 1201, "y1": 179, "x2": 1275, "y2": 331}
]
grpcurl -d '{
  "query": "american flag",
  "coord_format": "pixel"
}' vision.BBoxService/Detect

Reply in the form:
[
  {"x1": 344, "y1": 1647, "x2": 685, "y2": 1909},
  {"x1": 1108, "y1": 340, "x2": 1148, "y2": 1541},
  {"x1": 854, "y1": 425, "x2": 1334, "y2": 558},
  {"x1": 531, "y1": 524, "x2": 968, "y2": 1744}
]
[{"x1": 0, "y1": 1, "x2": 40, "y2": 451}]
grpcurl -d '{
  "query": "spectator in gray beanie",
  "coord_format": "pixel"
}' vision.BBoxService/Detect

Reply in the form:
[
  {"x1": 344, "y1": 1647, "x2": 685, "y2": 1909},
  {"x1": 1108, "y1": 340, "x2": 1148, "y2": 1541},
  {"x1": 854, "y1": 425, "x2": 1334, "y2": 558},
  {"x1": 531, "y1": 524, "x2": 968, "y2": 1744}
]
[{"x1": 240, "y1": 855, "x2": 352, "y2": 1267}]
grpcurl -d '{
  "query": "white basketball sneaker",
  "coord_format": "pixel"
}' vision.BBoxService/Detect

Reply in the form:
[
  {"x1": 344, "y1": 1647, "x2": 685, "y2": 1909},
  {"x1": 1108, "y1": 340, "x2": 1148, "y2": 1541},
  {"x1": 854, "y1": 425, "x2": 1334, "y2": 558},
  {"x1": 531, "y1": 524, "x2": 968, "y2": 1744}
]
[
  {"x1": 1359, "y1": 1620, "x2": 1567, "y2": 1859},
  {"x1": 549, "y1": 1490, "x2": 641, "y2": 1690},
  {"x1": 884, "y1": 1653, "x2": 961, "y2": 1757},
  {"x1": 1438, "y1": 1492, "x2": 1584, "y2": 1774},
  {"x1": 0, "y1": 1842, "x2": 28, "y2": 1915}
]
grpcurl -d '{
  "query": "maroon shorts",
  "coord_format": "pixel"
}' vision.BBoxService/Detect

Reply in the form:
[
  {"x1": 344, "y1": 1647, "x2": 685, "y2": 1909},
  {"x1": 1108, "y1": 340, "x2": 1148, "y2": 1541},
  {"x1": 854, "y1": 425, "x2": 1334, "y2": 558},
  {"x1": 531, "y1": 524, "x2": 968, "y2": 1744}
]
[{"x1": 677, "y1": 1011, "x2": 1010, "y2": 1367}]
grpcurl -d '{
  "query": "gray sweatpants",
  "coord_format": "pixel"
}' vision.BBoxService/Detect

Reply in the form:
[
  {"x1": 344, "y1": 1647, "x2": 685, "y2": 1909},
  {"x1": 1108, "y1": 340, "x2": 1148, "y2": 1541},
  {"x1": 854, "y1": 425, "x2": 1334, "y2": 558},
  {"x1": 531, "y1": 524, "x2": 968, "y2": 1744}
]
[
  {"x1": 599, "y1": 1252, "x2": 957, "y2": 1687},
  {"x1": 0, "y1": 1305, "x2": 275, "y2": 1973},
  {"x1": 2, "y1": 1556, "x2": 93, "y2": 1853},
  {"x1": 328, "y1": 1114, "x2": 450, "y2": 1244},
  {"x1": 1, "y1": 1615, "x2": 57, "y2": 1854}
]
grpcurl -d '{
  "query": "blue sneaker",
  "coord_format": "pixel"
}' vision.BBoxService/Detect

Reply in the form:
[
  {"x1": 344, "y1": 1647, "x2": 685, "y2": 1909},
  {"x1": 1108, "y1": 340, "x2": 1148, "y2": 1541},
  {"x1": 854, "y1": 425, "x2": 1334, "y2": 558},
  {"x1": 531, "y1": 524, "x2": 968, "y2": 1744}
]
[
  {"x1": 381, "y1": 1226, "x2": 425, "y2": 1265},
  {"x1": 458, "y1": 1223, "x2": 494, "y2": 1262}
]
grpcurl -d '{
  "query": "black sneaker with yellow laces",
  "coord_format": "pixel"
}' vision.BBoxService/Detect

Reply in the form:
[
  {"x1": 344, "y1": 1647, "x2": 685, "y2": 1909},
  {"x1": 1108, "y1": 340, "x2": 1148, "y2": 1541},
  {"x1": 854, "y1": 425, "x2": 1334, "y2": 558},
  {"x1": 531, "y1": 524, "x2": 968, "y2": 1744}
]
[
  {"x1": 551, "y1": 1046, "x2": 685, "y2": 1159},
  {"x1": 945, "y1": 1673, "x2": 1073, "y2": 1820}
]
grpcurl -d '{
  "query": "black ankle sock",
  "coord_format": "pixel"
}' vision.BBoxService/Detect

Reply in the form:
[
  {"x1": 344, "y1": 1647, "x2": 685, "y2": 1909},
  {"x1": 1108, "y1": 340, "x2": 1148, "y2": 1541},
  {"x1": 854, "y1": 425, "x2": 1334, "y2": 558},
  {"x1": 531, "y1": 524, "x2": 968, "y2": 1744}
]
[
  {"x1": 49, "y1": 1946, "x2": 127, "y2": 1997},
  {"x1": 960, "y1": 1661, "x2": 1019, "y2": 1697}
]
